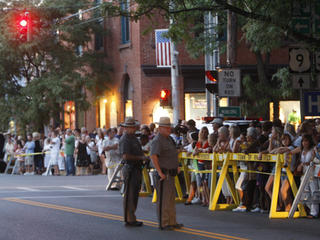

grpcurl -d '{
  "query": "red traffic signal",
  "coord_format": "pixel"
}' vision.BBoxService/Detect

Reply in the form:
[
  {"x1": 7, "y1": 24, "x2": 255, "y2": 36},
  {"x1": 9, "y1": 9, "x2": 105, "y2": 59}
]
[
  {"x1": 19, "y1": 19, "x2": 28, "y2": 27},
  {"x1": 160, "y1": 89, "x2": 172, "y2": 107},
  {"x1": 205, "y1": 70, "x2": 218, "y2": 83},
  {"x1": 205, "y1": 70, "x2": 219, "y2": 94},
  {"x1": 160, "y1": 89, "x2": 169, "y2": 99},
  {"x1": 15, "y1": 12, "x2": 31, "y2": 41}
]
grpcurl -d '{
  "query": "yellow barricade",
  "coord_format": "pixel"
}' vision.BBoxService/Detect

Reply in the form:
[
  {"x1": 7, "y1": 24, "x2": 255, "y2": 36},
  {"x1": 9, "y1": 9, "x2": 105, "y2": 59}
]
[
  {"x1": 177, "y1": 152, "x2": 306, "y2": 219},
  {"x1": 139, "y1": 167, "x2": 153, "y2": 197}
]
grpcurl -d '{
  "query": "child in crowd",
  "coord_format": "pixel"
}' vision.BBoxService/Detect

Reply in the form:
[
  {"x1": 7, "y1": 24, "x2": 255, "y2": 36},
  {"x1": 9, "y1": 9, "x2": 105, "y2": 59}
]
[
  {"x1": 184, "y1": 131, "x2": 199, "y2": 205},
  {"x1": 140, "y1": 134, "x2": 151, "y2": 153},
  {"x1": 87, "y1": 136, "x2": 98, "y2": 175},
  {"x1": 15, "y1": 141, "x2": 25, "y2": 175}
]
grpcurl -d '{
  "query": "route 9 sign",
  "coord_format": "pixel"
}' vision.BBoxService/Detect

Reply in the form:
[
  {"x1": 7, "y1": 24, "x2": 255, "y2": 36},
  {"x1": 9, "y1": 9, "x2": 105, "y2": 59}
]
[{"x1": 289, "y1": 48, "x2": 311, "y2": 73}]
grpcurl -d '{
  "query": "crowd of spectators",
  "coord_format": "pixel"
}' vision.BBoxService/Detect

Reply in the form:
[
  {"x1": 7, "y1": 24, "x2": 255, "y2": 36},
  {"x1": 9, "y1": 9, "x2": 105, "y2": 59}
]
[
  {"x1": 1, "y1": 117, "x2": 320, "y2": 219},
  {"x1": 178, "y1": 118, "x2": 320, "y2": 219}
]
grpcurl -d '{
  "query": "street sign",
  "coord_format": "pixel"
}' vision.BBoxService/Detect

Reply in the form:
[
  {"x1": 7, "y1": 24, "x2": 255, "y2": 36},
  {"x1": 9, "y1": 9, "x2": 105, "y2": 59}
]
[
  {"x1": 314, "y1": 18, "x2": 320, "y2": 35},
  {"x1": 292, "y1": 1, "x2": 311, "y2": 17},
  {"x1": 291, "y1": 18, "x2": 311, "y2": 34},
  {"x1": 219, "y1": 107, "x2": 240, "y2": 117},
  {"x1": 317, "y1": 75, "x2": 320, "y2": 89},
  {"x1": 304, "y1": 91, "x2": 320, "y2": 116},
  {"x1": 289, "y1": 48, "x2": 311, "y2": 73},
  {"x1": 218, "y1": 69, "x2": 241, "y2": 97},
  {"x1": 315, "y1": 52, "x2": 320, "y2": 72},
  {"x1": 292, "y1": 74, "x2": 310, "y2": 89}
]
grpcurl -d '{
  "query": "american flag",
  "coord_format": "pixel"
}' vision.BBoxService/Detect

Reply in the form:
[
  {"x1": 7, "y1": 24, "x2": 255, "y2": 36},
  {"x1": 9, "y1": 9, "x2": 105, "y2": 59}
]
[{"x1": 155, "y1": 29, "x2": 171, "y2": 68}]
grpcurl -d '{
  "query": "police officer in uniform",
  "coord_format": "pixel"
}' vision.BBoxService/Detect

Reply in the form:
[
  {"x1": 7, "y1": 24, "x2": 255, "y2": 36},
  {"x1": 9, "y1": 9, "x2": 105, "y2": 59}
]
[
  {"x1": 119, "y1": 117, "x2": 147, "y2": 227},
  {"x1": 150, "y1": 117, "x2": 183, "y2": 230}
]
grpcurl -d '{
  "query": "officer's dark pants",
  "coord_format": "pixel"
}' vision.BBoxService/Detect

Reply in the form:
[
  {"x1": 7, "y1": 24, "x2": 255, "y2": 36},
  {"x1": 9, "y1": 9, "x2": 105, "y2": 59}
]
[
  {"x1": 123, "y1": 164, "x2": 142, "y2": 223},
  {"x1": 155, "y1": 175, "x2": 176, "y2": 228}
]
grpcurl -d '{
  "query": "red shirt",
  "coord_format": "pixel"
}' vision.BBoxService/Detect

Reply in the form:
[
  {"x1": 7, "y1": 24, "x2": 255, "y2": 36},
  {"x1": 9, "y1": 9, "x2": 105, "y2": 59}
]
[{"x1": 196, "y1": 141, "x2": 209, "y2": 163}]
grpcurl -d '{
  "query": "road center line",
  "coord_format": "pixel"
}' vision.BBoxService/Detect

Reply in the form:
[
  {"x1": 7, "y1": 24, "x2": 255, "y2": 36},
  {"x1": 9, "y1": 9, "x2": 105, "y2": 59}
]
[
  {"x1": 16, "y1": 187, "x2": 40, "y2": 192},
  {"x1": 5, "y1": 195, "x2": 121, "y2": 199},
  {"x1": 2, "y1": 198, "x2": 249, "y2": 240},
  {"x1": 61, "y1": 186, "x2": 87, "y2": 191}
]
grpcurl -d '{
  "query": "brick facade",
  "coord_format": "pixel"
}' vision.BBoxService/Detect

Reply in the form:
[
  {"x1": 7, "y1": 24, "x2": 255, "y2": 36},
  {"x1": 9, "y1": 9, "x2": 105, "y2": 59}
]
[{"x1": 80, "y1": 7, "x2": 289, "y2": 130}]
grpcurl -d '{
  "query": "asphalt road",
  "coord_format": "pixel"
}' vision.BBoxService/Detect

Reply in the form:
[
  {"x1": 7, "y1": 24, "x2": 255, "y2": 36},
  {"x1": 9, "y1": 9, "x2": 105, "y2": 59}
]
[{"x1": 0, "y1": 175, "x2": 319, "y2": 240}]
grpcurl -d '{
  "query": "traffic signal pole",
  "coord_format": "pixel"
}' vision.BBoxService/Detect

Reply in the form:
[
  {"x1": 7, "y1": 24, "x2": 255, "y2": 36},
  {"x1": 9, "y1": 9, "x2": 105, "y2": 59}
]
[
  {"x1": 170, "y1": 2, "x2": 180, "y2": 125},
  {"x1": 205, "y1": 12, "x2": 219, "y2": 117},
  {"x1": 26, "y1": 12, "x2": 31, "y2": 42}
]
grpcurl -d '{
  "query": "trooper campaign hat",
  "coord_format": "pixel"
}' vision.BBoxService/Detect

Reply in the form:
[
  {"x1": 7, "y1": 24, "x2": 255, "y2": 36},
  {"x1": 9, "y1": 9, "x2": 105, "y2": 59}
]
[
  {"x1": 156, "y1": 117, "x2": 173, "y2": 127},
  {"x1": 120, "y1": 117, "x2": 139, "y2": 127}
]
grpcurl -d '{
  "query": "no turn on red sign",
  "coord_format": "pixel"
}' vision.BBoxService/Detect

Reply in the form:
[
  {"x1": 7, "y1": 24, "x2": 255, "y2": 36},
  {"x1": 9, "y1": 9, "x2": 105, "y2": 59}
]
[{"x1": 218, "y1": 69, "x2": 241, "y2": 97}]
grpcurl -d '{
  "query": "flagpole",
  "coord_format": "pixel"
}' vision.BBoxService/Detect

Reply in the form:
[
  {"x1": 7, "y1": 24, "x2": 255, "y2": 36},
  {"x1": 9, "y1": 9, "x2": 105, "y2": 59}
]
[{"x1": 170, "y1": 1, "x2": 180, "y2": 125}]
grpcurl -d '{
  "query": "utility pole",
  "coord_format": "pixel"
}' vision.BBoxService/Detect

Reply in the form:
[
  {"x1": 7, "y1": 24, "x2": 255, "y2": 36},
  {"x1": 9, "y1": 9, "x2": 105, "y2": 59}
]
[
  {"x1": 170, "y1": 2, "x2": 180, "y2": 125},
  {"x1": 226, "y1": 0, "x2": 237, "y2": 106}
]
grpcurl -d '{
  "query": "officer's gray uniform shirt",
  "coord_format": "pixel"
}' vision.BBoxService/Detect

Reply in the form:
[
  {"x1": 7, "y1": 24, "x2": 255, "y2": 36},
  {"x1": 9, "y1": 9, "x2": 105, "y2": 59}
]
[
  {"x1": 119, "y1": 133, "x2": 143, "y2": 160},
  {"x1": 150, "y1": 133, "x2": 179, "y2": 169}
]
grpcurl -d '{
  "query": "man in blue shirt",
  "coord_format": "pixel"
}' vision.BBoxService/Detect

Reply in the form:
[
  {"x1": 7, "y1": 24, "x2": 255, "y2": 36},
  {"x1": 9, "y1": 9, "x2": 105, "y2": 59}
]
[{"x1": 24, "y1": 133, "x2": 35, "y2": 175}]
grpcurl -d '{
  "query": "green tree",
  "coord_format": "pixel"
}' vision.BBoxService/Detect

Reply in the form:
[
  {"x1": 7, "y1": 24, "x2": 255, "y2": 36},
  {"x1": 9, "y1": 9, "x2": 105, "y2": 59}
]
[{"x1": 0, "y1": 0, "x2": 110, "y2": 133}]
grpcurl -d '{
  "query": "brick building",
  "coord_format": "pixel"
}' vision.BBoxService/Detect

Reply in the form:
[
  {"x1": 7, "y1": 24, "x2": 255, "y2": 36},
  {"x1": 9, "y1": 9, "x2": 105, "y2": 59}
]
[
  {"x1": 74, "y1": 6, "x2": 206, "y2": 131},
  {"x1": 70, "y1": 4, "x2": 292, "y2": 131}
]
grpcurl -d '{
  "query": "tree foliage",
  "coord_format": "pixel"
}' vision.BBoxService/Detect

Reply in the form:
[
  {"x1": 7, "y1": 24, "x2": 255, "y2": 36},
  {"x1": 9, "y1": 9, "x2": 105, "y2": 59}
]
[{"x1": 0, "y1": 0, "x2": 110, "y2": 132}]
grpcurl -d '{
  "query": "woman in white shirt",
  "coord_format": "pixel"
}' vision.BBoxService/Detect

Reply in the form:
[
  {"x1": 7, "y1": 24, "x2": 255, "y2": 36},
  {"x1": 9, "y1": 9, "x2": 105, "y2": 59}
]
[
  {"x1": 50, "y1": 130, "x2": 61, "y2": 176},
  {"x1": 292, "y1": 134, "x2": 318, "y2": 218},
  {"x1": 4, "y1": 136, "x2": 15, "y2": 163},
  {"x1": 96, "y1": 129, "x2": 106, "y2": 174},
  {"x1": 104, "y1": 128, "x2": 120, "y2": 189}
]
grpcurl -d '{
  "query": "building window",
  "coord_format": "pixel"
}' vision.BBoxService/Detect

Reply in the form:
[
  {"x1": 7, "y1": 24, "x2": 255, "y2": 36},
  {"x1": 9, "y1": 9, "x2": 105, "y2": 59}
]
[
  {"x1": 94, "y1": 0, "x2": 104, "y2": 51},
  {"x1": 76, "y1": 45, "x2": 83, "y2": 57},
  {"x1": 95, "y1": 19, "x2": 104, "y2": 51},
  {"x1": 121, "y1": 0, "x2": 130, "y2": 44}
]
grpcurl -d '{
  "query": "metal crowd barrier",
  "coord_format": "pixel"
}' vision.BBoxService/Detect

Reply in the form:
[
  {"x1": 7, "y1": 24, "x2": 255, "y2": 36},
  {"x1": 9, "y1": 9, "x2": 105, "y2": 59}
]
[
  {"x1": 4, "y1": 152, "x2": 49, "y2": 175},
  {"x1": 177, "y1": 152, "x2": 308, "y2": 219}
]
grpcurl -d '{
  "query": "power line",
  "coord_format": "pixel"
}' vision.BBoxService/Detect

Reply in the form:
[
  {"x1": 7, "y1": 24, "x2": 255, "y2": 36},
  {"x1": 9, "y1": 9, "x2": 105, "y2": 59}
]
[{"x1": 60, "y1": 5, "x2": 101, "y2": 21}]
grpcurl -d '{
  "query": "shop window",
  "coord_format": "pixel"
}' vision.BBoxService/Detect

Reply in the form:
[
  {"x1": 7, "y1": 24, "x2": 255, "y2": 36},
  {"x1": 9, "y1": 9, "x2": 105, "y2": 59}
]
[
  {"x1": 64, "y1": 101, "x2": 76, "y2": 129},
  {"x1": 99, "y1": 98, "x2": 107, "y2": 128},
  {"x1": 185, "y1": 93, "x2": 207, "y2": 126},
  {"x1": 125, "y1": 100, "x2": 133, "y2": 118}
]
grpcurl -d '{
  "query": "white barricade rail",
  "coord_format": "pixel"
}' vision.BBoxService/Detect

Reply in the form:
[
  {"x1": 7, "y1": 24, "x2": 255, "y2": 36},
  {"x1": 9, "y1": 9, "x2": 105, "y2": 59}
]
[
  {"x1": 105, "y1": 162, "x2": 123, "y2": 191},
  {"x1": 4, "y1": 155, "x2": 19, "y2": 175},
  {"x1": 289, "y1": 162, "x2": 320, "y2": 218}
]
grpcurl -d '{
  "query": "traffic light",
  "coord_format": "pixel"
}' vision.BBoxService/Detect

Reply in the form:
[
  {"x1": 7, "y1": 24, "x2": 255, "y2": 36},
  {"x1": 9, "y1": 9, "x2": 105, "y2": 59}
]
[
  {"x1": 13, "y1": 12, "x2": 32, "y2": 42},
  {"x1": 160, "y1": 89, "x2": 172, "y2": 107},
  {"x1": 205, "y1": 70, "x2": 218, "y2": 94}
]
